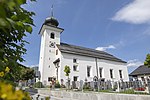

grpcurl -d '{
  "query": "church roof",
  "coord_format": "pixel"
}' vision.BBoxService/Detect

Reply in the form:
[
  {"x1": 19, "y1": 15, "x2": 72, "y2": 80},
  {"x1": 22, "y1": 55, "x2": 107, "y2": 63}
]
[
  {"x1": 58, "y1": 43, "x2": 126, "y2": 63},
  {"x1": 129, "y1": 65, "x2": 150, "y2": 76}
]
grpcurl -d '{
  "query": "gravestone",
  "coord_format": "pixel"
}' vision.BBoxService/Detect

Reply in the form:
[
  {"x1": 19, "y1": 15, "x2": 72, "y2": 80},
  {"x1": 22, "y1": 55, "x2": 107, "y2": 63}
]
[
  {"x1": 93, "y1": 76, "x2": 98, "y2": 90},
  {"x1": 61, "y1": 79, "x2": 64, "y2": 85},
  {"x1": 80, "y1": 80, "x2": 84, "y2": 90},
  {"x1": 72, "y1": 81, "x2": 76, "y2": 89},
  {"x1": 66, "y1": 78, "x2": 71, "y2": 89},
  {"x1": 76, "y1": 81, "x2": 80, "y2": 89},
  {"x1": 98, "y1": 79, "x2": 101, "y2": 90},
  {"x1": 90, "y1": 81, "x2": 94, "y2": 89},
  {"x1": 106, "y1": 80, "x2": 112, "y2": 89},
  {"x1": 116, "y1": 81, "x2": 120, "y2": 92},
  {"x1": 147, "y1": 80, "x2": 150, "y2": 94}
]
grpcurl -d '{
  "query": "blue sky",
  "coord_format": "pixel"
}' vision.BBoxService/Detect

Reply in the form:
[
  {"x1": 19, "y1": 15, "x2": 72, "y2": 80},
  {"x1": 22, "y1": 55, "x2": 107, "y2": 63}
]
[{"x1": 23, "y1": 0, "x2": 150, "y2": 73}]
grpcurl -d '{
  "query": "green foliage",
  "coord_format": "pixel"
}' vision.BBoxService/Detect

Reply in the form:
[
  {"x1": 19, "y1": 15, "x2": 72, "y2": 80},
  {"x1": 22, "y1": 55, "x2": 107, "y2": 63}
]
[
  {"x1": 83, "y1": 85, "x2": 91, "y2": 90},
  {"x1": 120, "y1": 89, "x2": 148, "y2": 95},
  {"x1": 0, "y1": 0, "x2": 35, "y2": 82},
  {"x1": 21, "y1": 67, "x2": 35, "y2": 81},
  {"x1": 144, "y1": 54, "x2": 150, "y2": 68},
  {"x1": 8, "y1": 65, "x2": 35, "y2": 82},
  {"x1": 83, "y1": 82, "x2": 92, "y2": 91},
  {"x1": 120, "y1": 89, "x2": 135, "y2": 94},
  {"x1": 45, "y1": 97, "x2": 50, "y2": 100},
  {"x1": 34, "y1": 81, "x2": 44, "y2": 88},
  {"x1": 55, "y1": 81, "x2": 61, "y2": 88},
  {"x1": 64, "y1": 65, "x2": 70, "y2": 76}
]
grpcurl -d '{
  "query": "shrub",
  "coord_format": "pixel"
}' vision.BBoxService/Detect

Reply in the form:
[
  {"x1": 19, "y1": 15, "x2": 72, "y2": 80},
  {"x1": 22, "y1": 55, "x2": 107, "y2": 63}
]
[
  {"x1": 83, "y1": 82, "x2": 92, "y2": 91},
  {"x1": 45, "y1": 96, "x2": 50, "y2": 100},
  {"x1": 34, "y1": 81, "x2": 44, "y2": 88},
  {"x1": 83, "y1": 84, "x2": 90, "y2": 89},
  {"x1": 55, "y1": 81, "x2": 60, "y2": 88}
]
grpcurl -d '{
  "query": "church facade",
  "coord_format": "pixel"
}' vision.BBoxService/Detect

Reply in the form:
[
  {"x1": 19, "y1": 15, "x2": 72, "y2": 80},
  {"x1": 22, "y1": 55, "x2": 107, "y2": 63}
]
[{"x1": 38, "y1": 16, "x2": 129, "y2": 86}]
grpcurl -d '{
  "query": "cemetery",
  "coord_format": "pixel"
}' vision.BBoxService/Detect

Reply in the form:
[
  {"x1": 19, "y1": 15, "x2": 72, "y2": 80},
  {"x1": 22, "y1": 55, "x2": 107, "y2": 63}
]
[
  {"x1": 50, "y1": 77, "x2": 150, "y2": 94},
  {"x1": 24, "y1": 77, "x2": 150, "y2": 99}
]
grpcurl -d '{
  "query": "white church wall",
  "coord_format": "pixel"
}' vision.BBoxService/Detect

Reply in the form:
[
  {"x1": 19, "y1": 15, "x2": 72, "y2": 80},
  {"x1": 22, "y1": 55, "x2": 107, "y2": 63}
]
[
  {"x1": 39, "y1": 29, "x2": 46, "y2": 83},
  {"x1": 97, "y1": 59, "x2": 129, "y2": 81},
  {"x1": 60, "y1": 53, "x2": 97, "y2": 83},
  {"x1": 60, "y1": 52, "x2": 129, "y2": 84}
]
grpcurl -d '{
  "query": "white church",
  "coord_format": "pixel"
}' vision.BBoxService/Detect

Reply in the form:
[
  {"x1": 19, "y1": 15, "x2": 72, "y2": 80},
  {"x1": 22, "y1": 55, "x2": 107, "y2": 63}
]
[{"x1": 38, "y1": 14, "x2": 129, "y2": 86}]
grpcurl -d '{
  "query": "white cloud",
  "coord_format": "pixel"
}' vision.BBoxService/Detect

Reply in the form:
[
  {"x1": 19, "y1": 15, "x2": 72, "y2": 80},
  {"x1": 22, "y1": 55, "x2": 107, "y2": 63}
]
[
  {"x1": 127, "y1": 59, "x2": 143, "y2": 68},
  {"x1": 29, "y1": 64, "x2": 39, "y2": 67},
  {"x1": 21, "y1": 64, "x2": 39, "y2": 68},
  {"x1": 96, "y1": 45, "x2": 116, "y2": 51},
  {"x1": 112, "y1": 0, "x2": 150, "y2": 24}
]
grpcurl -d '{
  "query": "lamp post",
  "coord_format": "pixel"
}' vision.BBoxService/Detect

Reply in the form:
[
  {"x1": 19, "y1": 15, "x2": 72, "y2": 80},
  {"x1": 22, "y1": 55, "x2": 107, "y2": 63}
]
[{"x1": 56, "y1": 63, "x2": 60, "y2": 81}]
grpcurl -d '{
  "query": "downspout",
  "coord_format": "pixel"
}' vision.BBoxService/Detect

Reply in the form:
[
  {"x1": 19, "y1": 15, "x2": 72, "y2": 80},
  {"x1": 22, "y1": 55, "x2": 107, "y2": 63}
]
[
  {"x1": 95, "y1": 58, "x2": 99, "y2": 79},
  {"x1": 95, "y1": 58, "x2": 100, "y2": 91}
]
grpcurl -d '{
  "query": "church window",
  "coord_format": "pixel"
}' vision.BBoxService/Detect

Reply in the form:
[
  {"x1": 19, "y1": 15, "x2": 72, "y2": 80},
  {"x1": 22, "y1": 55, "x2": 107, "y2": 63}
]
[
  {"x1": 73, "y1": 58, "x2": 77, "y2": 63},
  {"x1": 48, "y1": 77, "x2": 52, "y2": 81},
  {"x1": 73, "y1": 65, "x2": 78, "y2": 71},
  {"x1": 87, "y1": 66, "x2": 91, "y2": 77},
  {"x1": 110, "y1": 69, "x2": 113, "y2": 79},
  {"x1": 56, "y1": 50, "x2": 58, "y2": 55},
  {"x1": 50, "y1": 32, "x2": 55, "y2": 39},
  {"x1": 73, "y1": 76, "x2": 78, "y2": 81},
  {"x1": 119, "y1": 70, "x2": 122, "y2": 79},
  {"x1": 141, "y1": 77, "x2": 145, "y2": 82}
]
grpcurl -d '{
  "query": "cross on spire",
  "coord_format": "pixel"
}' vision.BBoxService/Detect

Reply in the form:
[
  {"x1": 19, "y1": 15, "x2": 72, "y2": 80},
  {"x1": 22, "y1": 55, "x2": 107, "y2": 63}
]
[{"x1": 51, "y1": 4, "x2": 54, "y2": 17}]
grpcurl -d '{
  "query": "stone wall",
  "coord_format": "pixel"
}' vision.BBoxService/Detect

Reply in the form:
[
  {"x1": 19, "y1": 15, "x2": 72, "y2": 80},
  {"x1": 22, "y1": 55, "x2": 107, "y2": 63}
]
[{"x1": 50, "y1": 90, "x2": 150, "y2": 100}]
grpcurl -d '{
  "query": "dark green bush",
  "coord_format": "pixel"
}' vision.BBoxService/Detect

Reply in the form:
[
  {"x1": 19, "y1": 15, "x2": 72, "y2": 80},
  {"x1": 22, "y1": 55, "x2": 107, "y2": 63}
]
[
  {"x1": 55, "y1": 81, "x2": 61, "y2": 88},
  {"x1": 83, "y1": 85, "x2": 90, "y2": 89},
  {"x1": 34, "y1": 81, "x2": 44, "y2": 88},
  {"x1": 45, "y1": 97, "x2": 50, "y2": 100},
  {"x1": 83, "y1": 83, "x2": 93, "y2": 91}
]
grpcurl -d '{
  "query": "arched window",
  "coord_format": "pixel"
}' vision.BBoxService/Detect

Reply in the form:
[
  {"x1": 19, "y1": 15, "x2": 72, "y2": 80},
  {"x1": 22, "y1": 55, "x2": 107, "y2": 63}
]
[{"x1": 50, "y1": 32, "x2": 55, "y2": 39}]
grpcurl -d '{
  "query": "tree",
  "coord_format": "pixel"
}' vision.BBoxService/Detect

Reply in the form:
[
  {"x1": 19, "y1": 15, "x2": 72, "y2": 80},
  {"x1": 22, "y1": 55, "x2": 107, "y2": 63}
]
[
  {"x1": 0, "y1": 0, "x2": 35, "y2": 81},
  {"x1": 64, "y1": 65, "x2": 70, "y2": 77},
  {"x1": 21, "y1": 67, "x2": 35, "y2": 81},
  {"x1": 144, "y1": 54, "x2": 150, "y2": 68},
  {"x1": 11, "y1": 65, "x2": 35, "y2": 82},
  {"x1": 64, "y1": 65, "x2": 70, "y2": 89}
]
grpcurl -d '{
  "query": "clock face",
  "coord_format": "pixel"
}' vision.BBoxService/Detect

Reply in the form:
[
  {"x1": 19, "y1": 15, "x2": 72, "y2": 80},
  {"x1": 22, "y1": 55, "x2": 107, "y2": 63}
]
[{"x1": 49, "y1": 41, "x2": 55, "y2": 48}]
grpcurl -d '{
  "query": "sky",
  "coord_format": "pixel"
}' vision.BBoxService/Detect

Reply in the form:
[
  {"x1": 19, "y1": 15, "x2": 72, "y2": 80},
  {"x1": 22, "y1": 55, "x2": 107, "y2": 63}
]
[{"x1": 23, "y1": 0, "x2": 150, "y2": 73}]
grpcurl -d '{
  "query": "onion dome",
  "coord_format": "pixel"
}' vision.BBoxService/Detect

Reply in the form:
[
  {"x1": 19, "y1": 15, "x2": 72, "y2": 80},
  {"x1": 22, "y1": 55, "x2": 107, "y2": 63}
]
[{"x1": 44, "y1": 16, "x2": 59, "y2": 27}]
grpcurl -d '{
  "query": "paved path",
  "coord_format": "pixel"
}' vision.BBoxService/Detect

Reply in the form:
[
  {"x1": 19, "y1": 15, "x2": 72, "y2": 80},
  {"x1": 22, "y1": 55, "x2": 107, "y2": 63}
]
[{"x1": 30, "y1": 92, "x2": 51, "y2": 100}]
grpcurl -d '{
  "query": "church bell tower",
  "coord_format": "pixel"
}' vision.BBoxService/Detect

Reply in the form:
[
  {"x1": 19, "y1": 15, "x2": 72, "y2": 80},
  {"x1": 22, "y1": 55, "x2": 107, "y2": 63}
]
[{"x1": 38, "y1": 8, "x2": 64, "y2": 85}]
